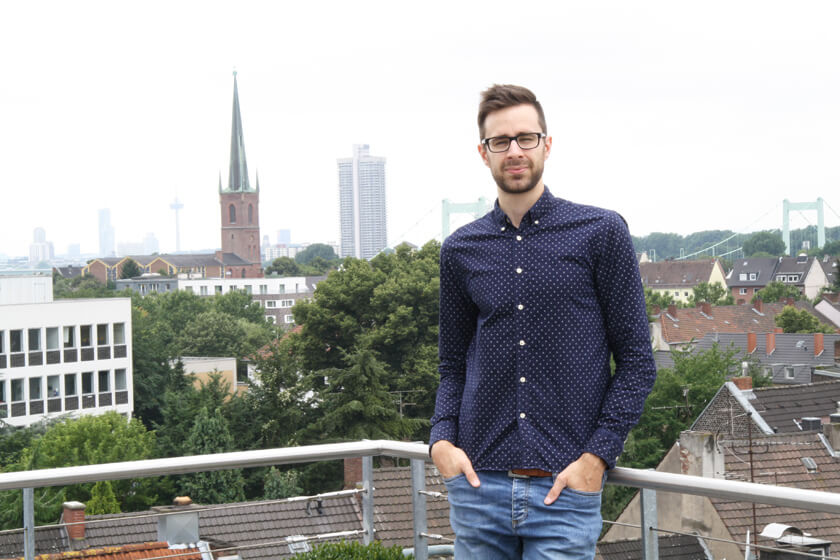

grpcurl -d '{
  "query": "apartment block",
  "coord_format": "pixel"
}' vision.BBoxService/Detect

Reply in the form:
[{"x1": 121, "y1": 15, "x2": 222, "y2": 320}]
[{"x1": 0, "y1": 278, "x2": 133, "y2": 427}]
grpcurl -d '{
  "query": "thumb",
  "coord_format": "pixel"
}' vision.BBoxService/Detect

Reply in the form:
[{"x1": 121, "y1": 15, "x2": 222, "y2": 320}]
[
  {"x1": 463, "y1": 463, "x2": 481, "y2": 488},
  {"x1": 544, "y1": 474, "x2": 566, "y2": 505}
]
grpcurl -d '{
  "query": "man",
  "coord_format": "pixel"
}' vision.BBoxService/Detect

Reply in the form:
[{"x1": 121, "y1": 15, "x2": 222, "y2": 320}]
[{"x1": 430, "y1": 84, "x2": 656, "y2": 559}]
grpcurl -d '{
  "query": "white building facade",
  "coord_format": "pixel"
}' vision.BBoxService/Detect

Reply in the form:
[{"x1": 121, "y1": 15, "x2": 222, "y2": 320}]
[
  {"x1": 0, "y1": 279, "x2": 133, "y2": 427},
  {"x1": 338, "y1": 144, "x2": 387, "y2": 259}
]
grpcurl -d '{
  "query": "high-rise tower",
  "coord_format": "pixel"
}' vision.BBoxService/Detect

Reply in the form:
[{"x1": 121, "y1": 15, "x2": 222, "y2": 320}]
[
  {"x1": 337, "y1": 144, "x2": 387, "y2": 259},
  {"x1": 219, "y1": 72, "x2": 262, "y2": 277}
]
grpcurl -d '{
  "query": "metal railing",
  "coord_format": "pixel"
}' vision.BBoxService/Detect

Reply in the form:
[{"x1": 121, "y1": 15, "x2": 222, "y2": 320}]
[{"x1": 3, "y1": 440, "x2": 840, "y2": 560}]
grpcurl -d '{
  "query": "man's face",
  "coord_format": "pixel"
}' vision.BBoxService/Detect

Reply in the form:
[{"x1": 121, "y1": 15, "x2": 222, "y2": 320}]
[{"x1": 478, "y1": 104, "x2": 552, "y2": 195}]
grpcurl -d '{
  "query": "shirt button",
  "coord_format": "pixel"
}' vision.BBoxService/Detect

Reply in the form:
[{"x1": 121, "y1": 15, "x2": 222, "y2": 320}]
[
  {"x1": 501, "y1": 227, "x2": 506, "y2": 231},
  {"x1": 520, "y1": 412, "x2": 526, "y2": 419},
  {"x1": 516, "y1": 235, "x2": 522, "y2": 241},
  {"x1": 534, "y1": 220, "x2": 539, "y2": 225},
  {"x1": 517, "y1": 304, "x2": 524, "y2": 310},
  {"x1": 519, "y1": 339, "x2": 525, "y2": 346},
  {"x1": 516, "y1": 267, "x2": 523, "y2": 274},
  {"x1": 520, "y1": 376, "x2": 526, "y2": 383}
]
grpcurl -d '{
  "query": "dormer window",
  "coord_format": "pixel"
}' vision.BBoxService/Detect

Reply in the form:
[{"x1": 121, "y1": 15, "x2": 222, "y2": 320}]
[{"x1": 749, "y1": 273, "x2": 757, "y2": 281}]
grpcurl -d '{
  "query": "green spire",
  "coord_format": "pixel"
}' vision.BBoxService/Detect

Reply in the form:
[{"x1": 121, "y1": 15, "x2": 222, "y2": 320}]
[{"x1": 226, "y1": 71, "x2": 253, "y2": 192}]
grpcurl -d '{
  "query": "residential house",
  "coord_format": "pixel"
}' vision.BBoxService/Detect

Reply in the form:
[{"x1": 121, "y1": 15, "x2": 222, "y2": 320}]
[
  {"x1": 639, "y1": 260, "x2": 728, "y2": 305},
  {"x1": 651, "y1": 299, "x2": 834, "y2": 351},
  {"x1": 175, "y1": 356, "x2": 250, "y2": 396},
  {"x1": 596, "y1": 534, "x2": 713, "y2": 559},
  {"x1": 654, "y1": 331, "x2": 840, "y2": 385},
  {"x1": 726, "y1": 257, "x2": 779, "y2": 304},
  {"x1": 0, "y1": 276, "x2": 133, "y2": 427},
  {"x1": 816, "y1": 293, "x2": 840, "y2": 331},
  {"x1": 773, "y1": 254, "x2": 830, "y2": 300},
  {"x1": 604, "y1": 379, "x2": 840, "y2": 559}
]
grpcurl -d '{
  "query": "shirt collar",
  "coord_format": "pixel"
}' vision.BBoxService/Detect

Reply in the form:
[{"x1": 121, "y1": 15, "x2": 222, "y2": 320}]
[{"x1": 491, "y1": 186, "x2": 556, "y2": 228}]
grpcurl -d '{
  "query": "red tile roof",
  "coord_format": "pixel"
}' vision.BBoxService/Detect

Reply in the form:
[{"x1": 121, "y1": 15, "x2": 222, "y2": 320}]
[
  {"x1": 3, "y1": 542, "x2": 202, "y2": 560},
  {"x1": 639, "y1": 260, "x2": 720, "y2": 289}
]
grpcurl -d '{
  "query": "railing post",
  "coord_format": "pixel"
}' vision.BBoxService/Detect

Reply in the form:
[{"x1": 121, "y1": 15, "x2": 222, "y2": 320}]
[
  {"x1": 362, "y1": 455, "x2": 374, "y2": 545},
  {"x1": 640, "y1": 487, "x2": 658, "y2": 560},
  {"x1": 23, "y1": 488, "x2": 34, "y2": 560},
  {"x1": 410, "y1": 458, "x2": 428, "y2": 560}
]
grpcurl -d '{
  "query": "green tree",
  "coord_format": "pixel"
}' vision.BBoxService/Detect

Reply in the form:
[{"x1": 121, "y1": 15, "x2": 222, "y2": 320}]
[
  {"x1": 86, "y1": 481, "x2": 121, "y2": 515},
  {"x1": 292, "y1": 541, "x2": 406, "y2": 559},
  {"x1": 751, "y1": 281, "x2": 802, "y2": 304},
  {"x1": 265, "y1": 257, "x2": 301, "y2": 277},
  {"x1": 743, "y1": 231, "x2": 786, "y2": 257},
  {"x1": 53, "y1": 275, "x2": 118, "y2": 299},
  {"x1": 120, "y1": 258, "x2": 142, "y2": 279},
  {"x1": 774, "y1": 306, "x2": 835, "y2": 333},
  {"x1": 643, "y1": 287, "x2": 674, "y2": 320},
  {"x1": 263, "y1": 467, "x2": 303, "y2": 500},
  {"x1": 300, "y1": 348, "x2": 426, "y2": 443},
  {"x1": 178, "y1": 407, "x2": 246, "y2": 504},
  {"x1": 212, "y1": 289, "x2": 268, "y2": 324},
  {"x1": 0, "y1": 413, "x2": 158, "y2": 528},
  {"x1": 174, "y1": 310, "x2": 250, "y2": 358},
  {"x1": 295, "y1": 243, "x2": 338, "y2": 266},
  {"x1": 688, "y1": 282, "x2": 733, "y2": 306}
]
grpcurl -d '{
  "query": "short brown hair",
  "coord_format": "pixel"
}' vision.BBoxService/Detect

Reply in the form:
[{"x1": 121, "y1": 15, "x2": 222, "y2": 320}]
[{"x1": 478, "y1": 84, "x2": 547, "y2": 138}]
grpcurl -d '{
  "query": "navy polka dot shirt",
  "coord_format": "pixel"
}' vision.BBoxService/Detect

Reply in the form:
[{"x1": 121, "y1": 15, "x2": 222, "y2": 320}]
[{"x1": 430, "y1": 187, "x2": 656, "y2": 471}]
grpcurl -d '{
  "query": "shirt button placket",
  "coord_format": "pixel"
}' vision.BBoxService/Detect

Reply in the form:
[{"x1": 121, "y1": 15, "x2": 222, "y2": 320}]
[{"x1": 513, "y1": 229, "x2": 526, "y2": 430}]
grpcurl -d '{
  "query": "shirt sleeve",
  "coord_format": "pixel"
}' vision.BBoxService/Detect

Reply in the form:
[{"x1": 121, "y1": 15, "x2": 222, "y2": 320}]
[
  {"x1": 582, "y1": 212, "x2": 657, "y2": 469},
  {"x1": 429, "y1": 240, "x2": 479, "y2": 451}
]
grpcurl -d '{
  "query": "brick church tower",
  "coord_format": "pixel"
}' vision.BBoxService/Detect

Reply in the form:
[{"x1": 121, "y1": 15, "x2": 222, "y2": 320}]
[{"x1": 219, "y1": 72, "x2": 262, "y2": 278}]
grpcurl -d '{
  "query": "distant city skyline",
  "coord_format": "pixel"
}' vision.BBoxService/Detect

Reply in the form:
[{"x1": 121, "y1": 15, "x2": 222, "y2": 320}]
[{"x1": 2, "y1": 2, "x2": 840, "y2": 259}]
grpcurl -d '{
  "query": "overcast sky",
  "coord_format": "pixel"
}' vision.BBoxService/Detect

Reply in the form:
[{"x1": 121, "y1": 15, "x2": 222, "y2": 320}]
[{"x1": 2, "y1": 1, "x2": 839, "y2": 259}]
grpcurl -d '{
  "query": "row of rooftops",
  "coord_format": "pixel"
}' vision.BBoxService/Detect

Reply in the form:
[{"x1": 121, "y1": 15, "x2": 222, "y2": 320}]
[{"x1": 727, "y1": 255, "x2": 837, "y2": 288}]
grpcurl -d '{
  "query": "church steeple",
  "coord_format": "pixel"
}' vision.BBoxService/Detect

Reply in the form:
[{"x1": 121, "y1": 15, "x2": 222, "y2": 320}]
[{"x1": 226, "y1": 71, "x2": 253, "y2": 193}]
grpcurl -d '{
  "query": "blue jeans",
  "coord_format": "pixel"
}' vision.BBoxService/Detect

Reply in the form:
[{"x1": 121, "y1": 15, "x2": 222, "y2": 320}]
[{"x1": 444, "y1": 471, "x2": 603, "y2": 559}]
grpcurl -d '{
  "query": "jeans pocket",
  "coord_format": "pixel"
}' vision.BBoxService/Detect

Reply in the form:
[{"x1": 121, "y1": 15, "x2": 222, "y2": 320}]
[
  {"x1": 443, "y1": 473, "x2": 466, "y2": 484},
  {"x1": 563, "y1": 486, "x2": 602, "y2": 498}
]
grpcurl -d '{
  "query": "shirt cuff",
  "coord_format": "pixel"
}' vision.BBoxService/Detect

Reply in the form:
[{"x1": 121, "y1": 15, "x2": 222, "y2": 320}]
[
  {"x1": 429, "y1": 420, "x2": 458, "y2": 454},
  {"x1": 582, "y1": 427, "x2": 625, "y2": 470}
]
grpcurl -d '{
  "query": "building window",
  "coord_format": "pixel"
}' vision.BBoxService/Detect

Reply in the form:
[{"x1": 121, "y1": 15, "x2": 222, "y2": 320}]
[
  {"x1": 47, "y1": 375, "x2": 60, "y2": 398},
  {"x1": 200, "y1": 286, "x2": 208, "y2": 296},
  {"x1": 115, "y1": 369, "x2": 127, "y2": 391},
  {"x1": 11, "y1": 379, "x2": 23, "y2": 402},
  {"x1": 248, "y1": 204, "x2": 253, "y2": 224},
  {"x1": 82, "y1": 372, "x2": 94, "y2": 394},
  {"x1": 245, "y1": 285, "x2": 252, "y2": 294},
  {"x1": 184, "y1": 286, "x2": 193, "y2": 293},
  {"x1": 674, "y1": 291, "x2": 680, "y2": 296},
  {"x1": 0, "y1": 330, "x2": 4, "y2": 353},
  {"x1": 266, "y1": 315, "x2": 275, "y2": 324},
  {"x1": 46, "y1": 328, "x2": 59, "y2": 350},
  {"x1": 80, "y1": 326, "x2": 92, "y2": 347},
  {"x1": 65, "y1": 374, "x2": 77, "y2": 396},
  {"x1": 10, "y1": 330, "x2": 22, "y2": 353},
  {"x1": 749, "y1": 273, "x2": 757, "y2": 281},
  {"x1": 284, "y1": 314, "x2": 295, "y2": 324},
  {"x1": 229, "y1": 204, "x2": 236, "y2": 223},
  {"x1": 259, "y1": 284, "x2": 268, "y2": 295},
  {"x1": 0, "y1": 380, "x2": 5, "y2": 403},
  {"x1": 215, "y1": 285, "x2": 223, "y2": 294},
  {"x1": 280, "y1": 299, "x2": 295, "y2": 308},
  {"x1": 739, "y1": 288, "x2": 747, "y2": 295},
  {"x1": 97, "y1": 324, "x2": 109, "y2": 346},
  {"x1": 266, "y1": 301, "x2": 276, "y2": 308},
  {"x1": 785, "y1": 366, "x2": 795, "y2": 379},
  {"x1": 739, "y1": 273, "x2": 747, "y2": 281},
  {"x1": 98, "y1": 371, "x2": 110, "y2": 392},
  {"x1": 28, "y1": 329, "x2": 41, "y2": 351},
  {"x1": 29, "y1": 377, "x2": 42, "y2": 400},
  {"x1": 113, "y1": 323, "x2": 126, "y2": 345}
]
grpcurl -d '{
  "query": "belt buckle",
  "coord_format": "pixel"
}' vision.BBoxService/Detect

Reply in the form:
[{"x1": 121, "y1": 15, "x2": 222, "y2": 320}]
[{"x1": 508, "y1": 470, "x2": 530, "y2": 479}]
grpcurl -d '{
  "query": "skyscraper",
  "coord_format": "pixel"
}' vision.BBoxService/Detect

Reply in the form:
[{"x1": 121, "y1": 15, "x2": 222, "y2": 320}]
[
  {"x1": 338, "y1": 144, "x2": 387, "y2": 259},
  {"x1": 98, "y1": 209, "x2": 115, "y2": 257}
]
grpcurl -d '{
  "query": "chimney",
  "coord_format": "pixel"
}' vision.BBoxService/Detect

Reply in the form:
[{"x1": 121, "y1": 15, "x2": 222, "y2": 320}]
[
  {"x1": 651, "y1": 305, "x2": 661, "y2": 316},
  {"x1": 753, "y1": 299, "x2": 762, "y2": 313},
  {"x1": 153, "y1": 497, "x2": 200, "y2": 545},
  {"x1": 815, "y1": 333, "x2": 824, "y2": 357},
  {"x1": 774, "y1": 327, "x2": 784, "y2": 334},
  {"x1": 732, "y1": 376, "x2": 753, "y2": 391},
  {"x1": 667, "y1": 304, "x2": 677, "y2": 317},
  {"x1": 62, "y1": 501, "x2": 86, "y2": 541},
  {"x1": 700, "y1": 301, "x2": 712, "y2": 316},
  {"x1": 344, "y1": 457, "x2": 363, "y2": 490},
  {"x1": 767, "y1": 332, "x2": 776, "y2": 355},
  {"x1": 747, "y1": 332, "x2": 757, "y2": 354}
]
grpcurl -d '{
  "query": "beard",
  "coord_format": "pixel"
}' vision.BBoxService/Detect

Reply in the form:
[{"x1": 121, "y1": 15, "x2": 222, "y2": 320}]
[{"x1": 491, "y1": 158, "x2": 545, "y2": 194}]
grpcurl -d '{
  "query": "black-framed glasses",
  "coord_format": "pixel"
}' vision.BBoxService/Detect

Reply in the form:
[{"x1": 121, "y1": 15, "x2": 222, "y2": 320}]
[{"x1": 481, "y1": 132, "x2": 546, "y2": 153}]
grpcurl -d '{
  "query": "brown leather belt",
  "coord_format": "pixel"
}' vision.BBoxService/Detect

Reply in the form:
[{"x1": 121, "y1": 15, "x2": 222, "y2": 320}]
[{"x1": 508, "y1": 468, "x2": 553, "y2": 478}]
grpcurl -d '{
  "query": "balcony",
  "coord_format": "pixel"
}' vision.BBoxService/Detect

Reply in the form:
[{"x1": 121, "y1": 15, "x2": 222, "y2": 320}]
[{"x1": 2, "y1": 440, "x2": 840, "y2": 560}]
